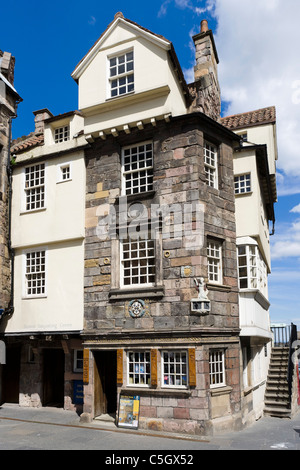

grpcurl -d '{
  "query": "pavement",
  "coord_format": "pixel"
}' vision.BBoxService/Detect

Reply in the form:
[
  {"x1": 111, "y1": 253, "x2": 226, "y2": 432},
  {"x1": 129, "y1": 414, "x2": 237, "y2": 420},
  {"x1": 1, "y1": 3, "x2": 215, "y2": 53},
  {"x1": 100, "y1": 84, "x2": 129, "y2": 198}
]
[{"x1": 1, "y1": 403, "x2": 300, "y2": 451}]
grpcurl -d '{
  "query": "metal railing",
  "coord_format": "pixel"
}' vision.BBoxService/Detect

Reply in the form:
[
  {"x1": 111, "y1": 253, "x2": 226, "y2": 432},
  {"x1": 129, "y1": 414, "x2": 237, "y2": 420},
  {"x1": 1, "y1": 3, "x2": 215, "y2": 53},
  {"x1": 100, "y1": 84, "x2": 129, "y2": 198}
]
[
  {"x1": 287, "y1": 323, "x2": 298, "y2": 403},
  {"x1": 271, "y1": 323, "x2": 292, "y2": 347},
  {"x1": 271, "y1": 323, "x2": 298, "y2": 406}
]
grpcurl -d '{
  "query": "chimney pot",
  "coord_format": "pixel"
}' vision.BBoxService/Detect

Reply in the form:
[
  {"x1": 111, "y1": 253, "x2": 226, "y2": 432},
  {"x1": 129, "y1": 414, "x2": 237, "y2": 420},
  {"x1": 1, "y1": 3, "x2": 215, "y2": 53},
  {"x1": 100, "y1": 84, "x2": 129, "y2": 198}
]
[{"x1": 200, "y1": 20, "x2": 209, "y2": 33}]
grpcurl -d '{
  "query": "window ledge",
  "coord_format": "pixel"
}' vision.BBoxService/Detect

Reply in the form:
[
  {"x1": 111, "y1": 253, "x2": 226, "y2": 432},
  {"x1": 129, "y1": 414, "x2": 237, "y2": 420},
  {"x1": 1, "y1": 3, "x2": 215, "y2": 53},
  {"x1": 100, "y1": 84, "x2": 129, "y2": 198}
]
[
  {"x1": 120, "y1": 387, "x2": 191, "y2": 398},
  {"x1": 20, "y1": 207, "x2": 47, "y2": 216},
  {"x1": 115, "y1": 190, "x2": 156, "y2": 204},
  {"x1": 109, "y1": 285, "x2": 164, "y2": 300},
  {"x1": 207, "y1": 283, "x2": 231, "y2": 292},
  {"x1": 210, "y1": 385, "x2": 232, "y2": 397},
  {"x1": 235, "y1": 191, "x2": 253, "y2": 197}
]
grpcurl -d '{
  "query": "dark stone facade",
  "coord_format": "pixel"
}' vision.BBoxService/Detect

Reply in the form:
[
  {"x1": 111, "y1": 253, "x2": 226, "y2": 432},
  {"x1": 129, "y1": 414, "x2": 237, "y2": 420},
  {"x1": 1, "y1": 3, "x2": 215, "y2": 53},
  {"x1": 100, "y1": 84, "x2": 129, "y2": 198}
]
[{"x1": 82, "y1": 113, "x2": 242, "y2": 434}]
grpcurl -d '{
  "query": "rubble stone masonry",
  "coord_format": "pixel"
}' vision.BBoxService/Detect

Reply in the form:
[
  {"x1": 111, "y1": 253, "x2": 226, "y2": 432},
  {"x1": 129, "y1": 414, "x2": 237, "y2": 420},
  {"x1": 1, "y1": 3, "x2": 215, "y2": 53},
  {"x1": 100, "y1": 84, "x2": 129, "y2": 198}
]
[{"x1": 82, "y1": 113, "x2": 242, "y2": 434}]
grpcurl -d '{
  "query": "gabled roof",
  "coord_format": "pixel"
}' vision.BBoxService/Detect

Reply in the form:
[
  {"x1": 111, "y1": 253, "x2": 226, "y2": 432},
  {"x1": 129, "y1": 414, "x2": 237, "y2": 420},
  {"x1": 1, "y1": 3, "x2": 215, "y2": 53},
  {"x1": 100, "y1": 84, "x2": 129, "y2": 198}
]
[
  {"x1": 220, "y1": 106, "x2": 276, "y2": 130},
  {"x1": 72, "y1": 12, "x2": 171, "y2": 80},
  {"x1": 71, "y1": 12, "x2": 189, "y2": 102}
]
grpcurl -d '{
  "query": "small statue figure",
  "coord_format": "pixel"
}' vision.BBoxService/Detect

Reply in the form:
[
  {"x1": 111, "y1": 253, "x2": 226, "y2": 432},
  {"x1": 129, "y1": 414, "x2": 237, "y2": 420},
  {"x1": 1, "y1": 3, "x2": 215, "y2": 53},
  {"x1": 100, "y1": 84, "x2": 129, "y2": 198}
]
[{"x1": 194, "y1": 277, "x2": 209, "y2": 301}]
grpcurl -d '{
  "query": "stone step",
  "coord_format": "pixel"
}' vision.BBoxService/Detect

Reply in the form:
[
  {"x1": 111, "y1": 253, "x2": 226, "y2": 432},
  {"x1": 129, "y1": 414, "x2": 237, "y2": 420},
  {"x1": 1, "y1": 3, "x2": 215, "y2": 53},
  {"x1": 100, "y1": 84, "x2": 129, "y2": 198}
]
[
  {"x1": 264, "y1": 406, "x2": 291, "y2": 418},
  {"x1": 265, "y1": 396, "x2": 290, "y2": 406}
]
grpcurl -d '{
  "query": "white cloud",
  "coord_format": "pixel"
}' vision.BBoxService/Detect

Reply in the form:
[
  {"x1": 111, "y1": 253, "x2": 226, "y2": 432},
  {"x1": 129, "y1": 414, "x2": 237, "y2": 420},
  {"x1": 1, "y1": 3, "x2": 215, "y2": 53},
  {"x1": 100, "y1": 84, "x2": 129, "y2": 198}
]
[
  {"x1": 158, "y1": 0, "x2": 213, "y2": 17},
  {"x1": 290, "y1": 204, "x2": 300, "y2": 214},
  {"x1": 208, "y1": 0, "x2": 300, "y2": 179},
  {"x1": 271, "y1": 216, "x2": 300, "y2": 259},
  {"x1": 88, "y1": 16, "x2": 96, "y2": 26}
]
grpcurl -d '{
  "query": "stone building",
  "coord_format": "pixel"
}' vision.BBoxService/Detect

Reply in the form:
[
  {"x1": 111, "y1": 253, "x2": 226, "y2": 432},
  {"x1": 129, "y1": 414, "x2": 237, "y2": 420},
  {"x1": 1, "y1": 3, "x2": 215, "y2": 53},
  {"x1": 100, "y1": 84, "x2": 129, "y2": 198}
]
[
  {"x1": 0, "y1": 51, "x2": 22, "y2": 374},
  {"x1": 72, "y1": 13, "x2": 242, "y2": 435},
  {"x1": 0, "y1": 13, "x2": 278, "y2": 436}
]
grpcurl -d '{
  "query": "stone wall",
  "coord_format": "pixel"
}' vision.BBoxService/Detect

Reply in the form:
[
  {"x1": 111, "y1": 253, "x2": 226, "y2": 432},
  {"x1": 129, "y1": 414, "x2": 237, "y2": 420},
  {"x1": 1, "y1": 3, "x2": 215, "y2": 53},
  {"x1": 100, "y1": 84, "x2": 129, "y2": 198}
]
[
  {"x1": 0, "y1": 94, "x2": 12, "y2": 310},
  {"x1": 84, "y1": 115, "x2": 239, "y2": 336},
  {"x1": 82, "y1": 114, "x2": 242, "y2": 434}
]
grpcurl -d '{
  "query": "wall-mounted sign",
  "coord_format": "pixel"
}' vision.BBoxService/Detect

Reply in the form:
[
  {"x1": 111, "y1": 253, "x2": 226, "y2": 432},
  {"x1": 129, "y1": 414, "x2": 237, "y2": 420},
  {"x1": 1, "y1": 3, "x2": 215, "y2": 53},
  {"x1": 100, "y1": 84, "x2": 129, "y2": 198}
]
[
  {"x1": 83, "y1": 349, "x2": 89, "y2": 384},
  {"x1": 73, "y1": 380, "x2": 84, "y2": 405},
  {"x1": 117, "y1": 395, "x2": 140, "y2": 429}
]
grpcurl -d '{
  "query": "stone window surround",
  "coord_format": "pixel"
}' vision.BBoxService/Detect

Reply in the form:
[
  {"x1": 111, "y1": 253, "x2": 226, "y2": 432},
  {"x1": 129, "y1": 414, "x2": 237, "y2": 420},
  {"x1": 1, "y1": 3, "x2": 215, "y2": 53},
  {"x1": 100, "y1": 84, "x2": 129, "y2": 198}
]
[
  {"x1": 209, "y1": 348, "x2": 226, "y2": 388},
  {"x1": 207, "y1": 237, "x2": 223, "y2": 285}
]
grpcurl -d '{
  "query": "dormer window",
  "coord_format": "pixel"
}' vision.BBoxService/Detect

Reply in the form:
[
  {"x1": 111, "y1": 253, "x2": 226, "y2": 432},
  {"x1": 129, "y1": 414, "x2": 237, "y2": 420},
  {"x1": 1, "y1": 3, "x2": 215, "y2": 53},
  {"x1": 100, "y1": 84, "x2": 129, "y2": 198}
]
[
  {"x1": 109, "y1": 50, "x2": 134, "y2": 98},
  {"x1": 54, "y1": 125, "x2": 70, "y2": 144}
]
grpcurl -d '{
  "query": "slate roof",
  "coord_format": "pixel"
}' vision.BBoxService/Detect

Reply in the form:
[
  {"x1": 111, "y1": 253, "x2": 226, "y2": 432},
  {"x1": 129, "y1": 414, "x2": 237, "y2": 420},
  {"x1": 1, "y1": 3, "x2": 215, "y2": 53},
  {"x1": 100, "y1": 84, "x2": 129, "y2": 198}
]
[{"x1": 220, "y1": 106, "x2": 276, "y2": 130}]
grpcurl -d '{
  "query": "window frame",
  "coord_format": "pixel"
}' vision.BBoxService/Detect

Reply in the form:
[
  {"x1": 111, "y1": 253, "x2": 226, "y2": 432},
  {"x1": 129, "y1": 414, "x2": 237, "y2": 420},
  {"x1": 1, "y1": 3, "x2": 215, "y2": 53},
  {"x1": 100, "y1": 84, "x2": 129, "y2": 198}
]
[
  {"x1": 23, "y1": 162, "x2": 46, "y2": 213},
  {"x1": 204, "y1": 141, "x2": 218, "y2": 189},
  {"x1": 234, "y1": 173, "x2": 251, "y2": 195},
  {"x1": 121, "y1": 141, "x2": 154, "y2": 196},
  {"x1": 54, "y1": 125, "x2": 70, "y2": 144},
  {"x1": 161, "y1": 350, "x2": 188, "y2": 389},
  {"x1": 207, "y1": 239, "x2": 223, "y2": 284},
  {"x1": 23, "y1": 247, "x2": 47, "y2": 298},
  {"x1": 108, "y1": 49, "x2": 134, "y2": 99},
  {"x1": 73, "y1": 349, "x2": 83, "y2": 373},
  {"x1": 237, "y1": 243, "x2": 268, "y2": 293},
  {"x1": 127, "y1": 350, "x2": 151, "y2": 387},
  {"x1": 237, "y1": 244, "x2": 258, "y2": 290},
  {"x1": 120, "y1": 234, "x2": 156, "y2": 288},
  {"x1": 209, "y1": 349, "x2": 226, "y2": 388},
  {"x1": 57, "y1": 162, "x2": 72, "y2": 183}
]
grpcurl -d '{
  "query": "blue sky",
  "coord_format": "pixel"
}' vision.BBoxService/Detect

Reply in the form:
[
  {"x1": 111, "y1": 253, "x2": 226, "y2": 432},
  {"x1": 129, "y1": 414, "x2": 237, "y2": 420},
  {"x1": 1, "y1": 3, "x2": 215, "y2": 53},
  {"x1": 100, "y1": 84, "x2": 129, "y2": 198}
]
[{"x1": 2, "y1": 0, "x2": 300, "y2": 328}]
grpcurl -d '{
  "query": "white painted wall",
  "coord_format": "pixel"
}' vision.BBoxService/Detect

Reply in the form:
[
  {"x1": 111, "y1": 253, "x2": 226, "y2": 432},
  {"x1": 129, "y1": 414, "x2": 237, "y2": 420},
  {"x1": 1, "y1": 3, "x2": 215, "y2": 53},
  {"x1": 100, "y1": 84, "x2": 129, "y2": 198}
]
[
  {"x1": 234, "y1": 149, "x2": 271, "y2": 270},
  {"x1": 11, "y1": 151, "x2": 85, "y2": 248},
  {"x1": 75, "y1": 21, "x2": 187, "y2": 135},
  {"x1": 4, "y1": 239, "x2": 84, "y2": 333},
  {"x1": 5, "y1": 117, "x2": 86, "y2": 334}
]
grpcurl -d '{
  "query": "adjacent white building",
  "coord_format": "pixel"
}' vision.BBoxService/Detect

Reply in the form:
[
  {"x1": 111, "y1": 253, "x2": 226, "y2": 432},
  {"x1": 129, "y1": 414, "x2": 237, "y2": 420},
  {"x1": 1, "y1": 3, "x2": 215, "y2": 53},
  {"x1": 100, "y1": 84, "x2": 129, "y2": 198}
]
[
  {"x1": 221, "y1": 106, "x2": 278, "y2": 422},
  {"x1": 0, "y1": 109, "x2": 87, "y2": 409}
]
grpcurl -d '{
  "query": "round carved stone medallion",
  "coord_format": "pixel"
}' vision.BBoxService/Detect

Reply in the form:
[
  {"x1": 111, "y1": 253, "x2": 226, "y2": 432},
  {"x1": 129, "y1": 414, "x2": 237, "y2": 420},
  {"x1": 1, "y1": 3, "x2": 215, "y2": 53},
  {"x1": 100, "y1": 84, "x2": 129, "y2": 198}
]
[{"x1": 128, "y1": 299, "x2": 145, "y2": 318}]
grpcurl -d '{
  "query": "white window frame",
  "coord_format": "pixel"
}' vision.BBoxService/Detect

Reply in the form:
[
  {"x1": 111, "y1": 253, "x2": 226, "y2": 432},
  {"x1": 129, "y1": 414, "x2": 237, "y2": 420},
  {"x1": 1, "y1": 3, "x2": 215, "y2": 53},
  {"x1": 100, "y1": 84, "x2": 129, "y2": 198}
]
[
  {"x1": 108, "y1": 49, "x2": 134, "y2": 98},
  {"x1": 54, "y1": 125, "x2": 70, "y2": 143},
  {"x1": 161, "y1": 350, "x2": 188, "y2": 388},
  {"x1": 23, "y1": 247, "x2": 47, "y2": 298},
  {"x1": 204, "y1": 141, "x2": 218, "y2": 188},
  {"x1": 120, "y1": 235, "x2": 156, "y2": 288},
  {"x1": 23, "y1": 163, "x2": 46, "y2": 212},
  {"x1": 237, "y1": 244, "x2": 258, "y2": 290},
  {"x1": 73, "y1": 349, "x2": 83, "y2": 373},
  {"x1": 207, "y1": 239, "x2": 223, "y2": 284},
  {"x1": 127, "y1": 351, "x2": 151, "y2": 387},
  {"x1": 209, "y1": 349, "x2": 226, "y2": 388},
  {"x1": 234, "y1": 173, "x2": 251, "y2": 195},
  {"x1": 57, "y1": 162, "x2": 72, "y2": 183},
  {"x1": 122, "y1": 141, "x2": 154, "y2": 196}
]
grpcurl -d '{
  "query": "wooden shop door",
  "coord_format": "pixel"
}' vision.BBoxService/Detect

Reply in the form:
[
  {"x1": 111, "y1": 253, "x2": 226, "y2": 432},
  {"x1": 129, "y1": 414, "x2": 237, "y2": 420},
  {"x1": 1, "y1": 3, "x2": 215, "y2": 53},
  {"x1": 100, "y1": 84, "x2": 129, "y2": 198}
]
[
  {"x1": 94, "y1": 350, "x2": 117, "y2": 417},
  {"x1": 43, "y1": 349, "x2": 65, "y2": 407},
  {"x1": 2, "y1": 345, "x2": 21, "y2": 404}
]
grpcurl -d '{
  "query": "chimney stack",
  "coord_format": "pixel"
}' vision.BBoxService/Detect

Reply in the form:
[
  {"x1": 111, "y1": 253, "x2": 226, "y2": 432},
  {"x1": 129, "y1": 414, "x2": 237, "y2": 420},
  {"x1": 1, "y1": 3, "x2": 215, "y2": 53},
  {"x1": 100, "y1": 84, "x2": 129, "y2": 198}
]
[
  {"x1": 33, "y1": 109, "x2": 53, "y2": 134},
  {"x1": 189, "y1": 20, "x2": 221, "y2": 121}
]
